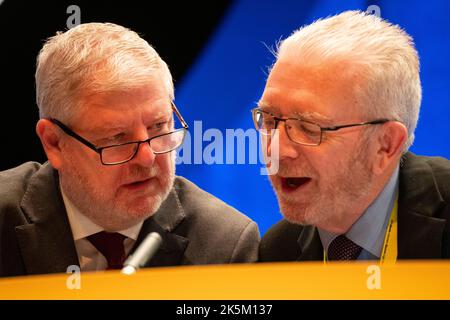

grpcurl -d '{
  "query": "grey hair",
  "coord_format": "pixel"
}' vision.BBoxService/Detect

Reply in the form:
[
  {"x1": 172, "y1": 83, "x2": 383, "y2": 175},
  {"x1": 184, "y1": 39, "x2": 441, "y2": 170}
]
[
  {"x1": 275, "y1": 10, "x2": 421, "y2": 150},
  {"x1": 35, "y1": 22, "x2": 174, "y2": 124}
]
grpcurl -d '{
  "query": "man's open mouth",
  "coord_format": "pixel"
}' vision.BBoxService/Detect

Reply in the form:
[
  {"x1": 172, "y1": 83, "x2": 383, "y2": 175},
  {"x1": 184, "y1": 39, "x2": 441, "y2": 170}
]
[
  {"x1": 281, "y1": 177, "x2": 311, "y2": 192},
  {"x1": 123, "y1": 178, "x2": 153, "y2": 190}
]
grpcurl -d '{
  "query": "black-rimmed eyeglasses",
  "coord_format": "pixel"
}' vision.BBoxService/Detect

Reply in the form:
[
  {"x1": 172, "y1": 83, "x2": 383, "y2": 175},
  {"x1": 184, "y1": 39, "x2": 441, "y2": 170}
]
[
  {"x1": 51, "y1": 102, "x2": 189, "y2": 165},
  {"x1": 252, "y1": 108, "x2": 392, "y2": 146}
]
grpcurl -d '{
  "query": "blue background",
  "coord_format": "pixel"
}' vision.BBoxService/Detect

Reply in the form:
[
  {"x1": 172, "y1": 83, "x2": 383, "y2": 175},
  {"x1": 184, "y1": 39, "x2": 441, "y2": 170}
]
[{"x1": 174, "y1": 0, "x2": 450, "y2": 235}]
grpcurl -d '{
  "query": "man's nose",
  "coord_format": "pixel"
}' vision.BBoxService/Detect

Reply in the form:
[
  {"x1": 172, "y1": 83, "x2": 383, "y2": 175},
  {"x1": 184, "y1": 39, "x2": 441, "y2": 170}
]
[
  {"x1": 274, "y1": 122, "x2": 300, "y2": 161},
  {"x1": 132, "y1": 140, "x2": 156, "y2": 167}
]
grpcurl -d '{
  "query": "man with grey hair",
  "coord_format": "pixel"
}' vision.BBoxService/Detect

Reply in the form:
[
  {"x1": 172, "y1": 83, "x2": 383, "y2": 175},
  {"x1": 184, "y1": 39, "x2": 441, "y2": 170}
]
[
  {"x1": 257, "y1": 11, "x2": 450, "y2": 262},
  {"x1": 0, "y1": 22, "x2": 259, "y2": 277}
]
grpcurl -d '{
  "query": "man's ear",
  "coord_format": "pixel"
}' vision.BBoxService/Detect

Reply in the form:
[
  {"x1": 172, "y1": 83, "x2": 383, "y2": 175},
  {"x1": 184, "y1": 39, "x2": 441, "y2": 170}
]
[
  {"x1": 372, "y1": 121, "x2": 408, "y2": 175},
  {"x1": 36, "y1": 119, "x2": 63, "y2": 170}
]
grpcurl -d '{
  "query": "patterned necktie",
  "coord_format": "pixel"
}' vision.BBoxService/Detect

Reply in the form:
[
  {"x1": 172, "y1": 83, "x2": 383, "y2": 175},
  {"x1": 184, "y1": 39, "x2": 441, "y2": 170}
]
[
  {"x1": 87, "y1": 231, "x2": 127, "y2": 270},
  {"x1": 327, "y1": 235, "x2": 363, "y2": 261}
]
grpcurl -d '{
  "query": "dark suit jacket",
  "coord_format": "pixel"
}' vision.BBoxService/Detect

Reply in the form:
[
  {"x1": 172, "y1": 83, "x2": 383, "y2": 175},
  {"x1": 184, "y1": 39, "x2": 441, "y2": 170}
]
[
  {"x1": 259, "y1": 152, "x2": 450, "y2": 261},
  {"x1": 0, "y1": 162, "x2": 260, "y2": 277}
]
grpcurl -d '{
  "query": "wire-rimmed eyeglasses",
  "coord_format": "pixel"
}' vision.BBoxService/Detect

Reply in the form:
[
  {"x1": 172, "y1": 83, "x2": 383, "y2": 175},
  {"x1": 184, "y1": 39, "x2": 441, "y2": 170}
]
[{"x1": 251, "y1": 108, "x2": 392, "y2": 146}]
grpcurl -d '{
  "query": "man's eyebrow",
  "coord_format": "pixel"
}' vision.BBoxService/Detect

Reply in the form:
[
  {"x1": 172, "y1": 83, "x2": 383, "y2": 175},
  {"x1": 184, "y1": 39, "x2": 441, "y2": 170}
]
[
  {"x1": 92, "y1": 131, "x2": 127, "y2": 146},
  {"x1": 256, "y1": 101, "x2": 332, "y2": 124},
  {"x1": 255, "y1": 102, "x2": 278, "y2": 113},
  {"x1": 256, "y1": 101, "x2": 270, "y2": 109},
  {"x1": 88, "y1": 112, "x2": 173, "y2": 139},
  {"x1": 149, "y1": 113, "x2": 172, "y2": 123},
  {"x1": 293, "y1": 111, "x2": 332, "y2": 124},
  {"x1": 88, "y1": 124, "x2": 128, "y2": 136}
]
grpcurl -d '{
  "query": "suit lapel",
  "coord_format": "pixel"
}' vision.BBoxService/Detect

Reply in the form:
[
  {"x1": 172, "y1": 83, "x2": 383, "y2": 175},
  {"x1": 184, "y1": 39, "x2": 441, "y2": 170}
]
[
  {"x1": 132, "y1": 182, "x2": 189, "y2": 267},
  {"x1": 296, "y1": 225, "x2": 323, "y2": 261},
  {"x1": 16, "y1": 163, "x2": 79, "y2": 275},
  {"x1": 398, "y1": 153, "x2": 447, "y2": 259}
]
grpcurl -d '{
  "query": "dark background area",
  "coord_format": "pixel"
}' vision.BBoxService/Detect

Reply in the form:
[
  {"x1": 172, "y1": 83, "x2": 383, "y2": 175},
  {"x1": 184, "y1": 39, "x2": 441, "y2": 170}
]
[{"x1": 0, "y1": 0, "x2": 232, "y2": 170}]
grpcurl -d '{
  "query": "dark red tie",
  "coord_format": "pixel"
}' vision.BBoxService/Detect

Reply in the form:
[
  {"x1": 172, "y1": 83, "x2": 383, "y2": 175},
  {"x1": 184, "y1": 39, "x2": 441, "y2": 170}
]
[
  {"x1": 87, "y1": 231, "x2": 127, "y2": 270},
  {"x1": 327, "y1": 235, "x2": 363, "y2": 261}
]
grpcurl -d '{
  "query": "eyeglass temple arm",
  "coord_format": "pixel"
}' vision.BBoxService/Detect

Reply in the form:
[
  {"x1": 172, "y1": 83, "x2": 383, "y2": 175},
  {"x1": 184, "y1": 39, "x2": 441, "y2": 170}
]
[
  {"x1": 321, "y1": 119, "x2": 390, "y2": 132},
  {"x1": 171, "y1": 102, "x2": 189, "y2": 129},
  {"x1": 49, "y1": 118, "x2": 100, "y2": 153}
]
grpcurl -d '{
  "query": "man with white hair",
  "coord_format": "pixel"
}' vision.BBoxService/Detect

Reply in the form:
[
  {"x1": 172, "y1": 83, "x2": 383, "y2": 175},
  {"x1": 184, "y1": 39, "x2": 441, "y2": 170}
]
[
  {"x1": 257, "y1": 11, "x2": 450, "y2": 262},
  {"x1": 0, "y1": 22, "x2": 259, "y2": 277}
]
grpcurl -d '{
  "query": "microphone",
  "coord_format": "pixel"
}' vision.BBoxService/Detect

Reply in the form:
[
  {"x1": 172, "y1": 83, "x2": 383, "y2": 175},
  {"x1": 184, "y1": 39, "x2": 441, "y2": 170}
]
[{"x1": 121, "y1": 232, "x2": 162, "y2": 275}]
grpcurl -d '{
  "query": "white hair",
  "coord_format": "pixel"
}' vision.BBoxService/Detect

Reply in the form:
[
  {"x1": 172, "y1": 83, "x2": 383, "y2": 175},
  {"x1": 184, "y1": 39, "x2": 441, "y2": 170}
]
[
  {"x1": 275, "y1": 10, "x2": 421, "y2": 150},
  {"x1": 36, "y1": 22, "x2": 174, "y2": 124}
]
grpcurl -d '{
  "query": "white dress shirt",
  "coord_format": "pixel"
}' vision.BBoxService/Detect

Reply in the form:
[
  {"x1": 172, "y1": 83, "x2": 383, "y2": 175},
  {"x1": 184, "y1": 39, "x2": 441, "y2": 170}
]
[{"x1": 60, "y1": 186, "x2": 143, "y2": 271}]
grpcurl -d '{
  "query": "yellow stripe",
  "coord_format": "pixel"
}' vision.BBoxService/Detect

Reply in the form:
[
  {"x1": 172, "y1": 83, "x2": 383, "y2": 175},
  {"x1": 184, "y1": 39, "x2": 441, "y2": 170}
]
[
  {"x1": 380, "y1": 194, "x2": 398, "y2": 264},
  {"x1": 1, "y1": 261, "x2": 450, "y2": 299}
]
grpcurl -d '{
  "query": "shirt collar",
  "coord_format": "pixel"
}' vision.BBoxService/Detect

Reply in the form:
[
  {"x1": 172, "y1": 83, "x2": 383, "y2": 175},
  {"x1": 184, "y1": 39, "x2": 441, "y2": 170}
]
[
  {"x1": 318, "y1": 165, "x2": 399, "y2": 257},
  {"x1": 60, "y1": 183, "x2": 143, "y2": 241}
]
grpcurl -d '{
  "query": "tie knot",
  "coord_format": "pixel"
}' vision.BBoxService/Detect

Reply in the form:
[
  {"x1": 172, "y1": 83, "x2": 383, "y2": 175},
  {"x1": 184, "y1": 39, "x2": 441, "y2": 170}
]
[
  {"x1": 327, "y1": 235, "x2": 362, "y2": 261},
  {"x1": 87, "y1": 231, "x2": 127, "y2": 270}
]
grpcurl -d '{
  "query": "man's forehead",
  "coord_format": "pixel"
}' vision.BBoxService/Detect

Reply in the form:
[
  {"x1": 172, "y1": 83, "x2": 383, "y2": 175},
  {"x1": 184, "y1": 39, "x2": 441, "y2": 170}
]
[
  {"x1": 75, "y1": 98, "x2": 172, "y2": 133},
  {"x1": 262, "y1": 59, "x2": 363, "y2": 121},
  {"x1": 260, "y1": 70, "x2": 332, "y2": 122},
  {"x1": 268, "y1": 59, "x2": 354, "y2": 83}
]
